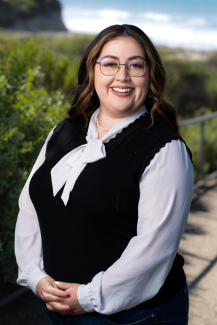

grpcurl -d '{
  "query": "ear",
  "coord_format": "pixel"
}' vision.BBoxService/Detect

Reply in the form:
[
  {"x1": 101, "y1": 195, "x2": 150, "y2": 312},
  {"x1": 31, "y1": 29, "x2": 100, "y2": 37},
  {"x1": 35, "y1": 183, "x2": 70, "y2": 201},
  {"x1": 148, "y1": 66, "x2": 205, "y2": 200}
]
[{"x1": 55, "y1": 281, "x2": 70, "y2": 290}]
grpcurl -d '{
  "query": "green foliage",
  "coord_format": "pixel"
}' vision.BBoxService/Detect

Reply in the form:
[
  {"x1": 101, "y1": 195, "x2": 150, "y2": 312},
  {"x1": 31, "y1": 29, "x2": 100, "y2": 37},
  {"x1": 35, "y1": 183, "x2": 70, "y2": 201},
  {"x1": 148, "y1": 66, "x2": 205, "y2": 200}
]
[
  {"x1": 0, "y1": 32, "x2": 217, "y2": 284},
  {"x1": 0, "y1": 36, "x2": 81, "y2": 93},
  {"x1": 162, "y1": 57, "x2": 217, "y2": 117},
  {"x1": 0, "y1": 42, "x2": 69, "y2": 283},
  {"x1": 180, "y1": 109, "x2": 217, "y2": 181}
]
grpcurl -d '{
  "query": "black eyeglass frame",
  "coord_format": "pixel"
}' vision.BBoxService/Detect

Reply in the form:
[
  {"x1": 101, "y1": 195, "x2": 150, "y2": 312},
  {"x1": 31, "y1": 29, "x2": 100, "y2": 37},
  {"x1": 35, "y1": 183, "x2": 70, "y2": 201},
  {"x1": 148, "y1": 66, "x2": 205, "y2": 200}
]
[{"x1": 96, "y1": 57, "x2": 150, "y2": 77}]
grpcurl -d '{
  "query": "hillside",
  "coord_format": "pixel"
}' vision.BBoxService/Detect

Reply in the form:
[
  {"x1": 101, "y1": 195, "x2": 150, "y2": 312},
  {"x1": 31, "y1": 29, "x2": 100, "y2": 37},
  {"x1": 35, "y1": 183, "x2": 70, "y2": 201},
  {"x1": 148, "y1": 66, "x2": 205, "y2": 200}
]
[{"x1": 0, "y1": 0, "x2": 67, "y2": 31}]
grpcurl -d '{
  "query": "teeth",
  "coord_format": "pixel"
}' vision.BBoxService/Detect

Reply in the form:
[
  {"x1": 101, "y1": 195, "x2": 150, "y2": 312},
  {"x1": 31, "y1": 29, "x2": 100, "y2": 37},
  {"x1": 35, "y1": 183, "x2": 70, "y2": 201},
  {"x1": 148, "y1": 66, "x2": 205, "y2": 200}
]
[{"x1": 112, "y1": 87, "x2": 133, "y2": 93}]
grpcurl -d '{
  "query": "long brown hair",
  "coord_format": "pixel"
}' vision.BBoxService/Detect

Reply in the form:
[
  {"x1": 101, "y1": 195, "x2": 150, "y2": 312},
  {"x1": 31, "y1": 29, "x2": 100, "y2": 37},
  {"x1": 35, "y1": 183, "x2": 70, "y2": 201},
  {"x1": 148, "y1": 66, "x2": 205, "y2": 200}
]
[{"x1": 67, "y1": 24, "x2": 179, "y2": 135}]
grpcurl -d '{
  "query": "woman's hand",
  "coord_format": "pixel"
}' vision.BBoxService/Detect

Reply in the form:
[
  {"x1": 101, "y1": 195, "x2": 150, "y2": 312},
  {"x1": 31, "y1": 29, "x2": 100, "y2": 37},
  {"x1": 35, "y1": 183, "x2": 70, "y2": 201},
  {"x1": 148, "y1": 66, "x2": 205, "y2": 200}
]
[
  {"x1": 41, "y1": 281, "x2": 87, "y2": 316},
  {"x1": 36, "y1": 277, "x2": 72, "y2": 315},
  {"x1": 36, "y1": 277, "x2": 67, "y2": 298}
]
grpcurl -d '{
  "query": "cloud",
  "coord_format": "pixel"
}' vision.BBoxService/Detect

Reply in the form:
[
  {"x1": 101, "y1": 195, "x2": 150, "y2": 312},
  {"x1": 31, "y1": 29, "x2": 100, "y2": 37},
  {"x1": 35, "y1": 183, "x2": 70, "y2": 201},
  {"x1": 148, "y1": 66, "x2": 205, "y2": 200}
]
[
  {"x1": 184, "y1": 18, "x2": 206, "y2": 26},
  {"x1": 99, "y1": 10, "x2": 130, "y2": 20},
  {"x1": 142, "y1": 12, "x2": 172, "y2": 22}
]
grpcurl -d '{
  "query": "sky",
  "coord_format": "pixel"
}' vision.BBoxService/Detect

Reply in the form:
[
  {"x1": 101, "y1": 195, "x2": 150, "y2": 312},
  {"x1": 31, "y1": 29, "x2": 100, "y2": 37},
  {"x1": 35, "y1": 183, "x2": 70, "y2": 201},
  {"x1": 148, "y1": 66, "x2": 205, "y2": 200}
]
[{"x1": 59, "y1": 0, "x2": 217, "y2": 50}]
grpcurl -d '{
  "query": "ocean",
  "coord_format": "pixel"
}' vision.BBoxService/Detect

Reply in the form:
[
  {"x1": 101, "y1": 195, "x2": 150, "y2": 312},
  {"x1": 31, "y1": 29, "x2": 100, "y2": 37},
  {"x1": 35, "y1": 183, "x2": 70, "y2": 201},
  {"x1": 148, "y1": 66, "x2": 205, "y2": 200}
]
[{"x1": 59, "y1": 0, "x2": 217, "y2": 50}]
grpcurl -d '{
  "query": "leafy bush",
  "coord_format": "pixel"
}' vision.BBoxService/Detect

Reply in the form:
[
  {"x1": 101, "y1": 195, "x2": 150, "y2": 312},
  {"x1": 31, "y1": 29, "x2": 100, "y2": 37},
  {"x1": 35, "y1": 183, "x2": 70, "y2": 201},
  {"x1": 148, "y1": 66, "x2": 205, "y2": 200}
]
[
  {"x1": 164, "y1": 60, "x2": 217, "y2": 117},
  {"x1": 0, "y1": 46, "x2": 69, "y2": 283},
  {"x1": 180, "y1": 109, "x2": 217, "y2": 181},
  {"x1": 0, "y1": 36, "x2": 80, "y2": 93}
]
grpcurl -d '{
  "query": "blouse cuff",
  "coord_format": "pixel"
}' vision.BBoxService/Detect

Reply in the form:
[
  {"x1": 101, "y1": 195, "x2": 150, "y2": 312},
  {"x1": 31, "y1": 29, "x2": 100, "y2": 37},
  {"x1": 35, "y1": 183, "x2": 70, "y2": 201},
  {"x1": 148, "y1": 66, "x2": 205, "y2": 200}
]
[
  {"x1": 77, "y1": 271, "x2": 104, "y2": 313},
  {"x1": 17, "y1": 258, "x2": 49, "y2": 295},
  {"x1": 77, "y1": 284, "x2": 95, "y2": 312},
  {"x1": 28, "y1": 268, "x2": 49, "y2": 296}
]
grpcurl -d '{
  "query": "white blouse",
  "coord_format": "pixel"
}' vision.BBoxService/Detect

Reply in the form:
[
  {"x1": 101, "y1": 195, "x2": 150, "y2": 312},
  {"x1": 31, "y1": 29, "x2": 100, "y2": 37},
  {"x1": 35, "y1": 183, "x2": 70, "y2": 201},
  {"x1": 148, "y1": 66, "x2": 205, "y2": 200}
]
[{"x1": 15, "y1": 106, "x2": 194, "y2": 315}]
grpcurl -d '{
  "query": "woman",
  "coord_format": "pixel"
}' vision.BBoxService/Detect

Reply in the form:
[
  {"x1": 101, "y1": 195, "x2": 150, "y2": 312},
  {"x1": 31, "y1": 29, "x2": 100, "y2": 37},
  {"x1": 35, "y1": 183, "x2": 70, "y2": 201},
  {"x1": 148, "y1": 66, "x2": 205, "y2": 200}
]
[{"x1": 15, "y1": 24, "x2": 194, "y2": 325}]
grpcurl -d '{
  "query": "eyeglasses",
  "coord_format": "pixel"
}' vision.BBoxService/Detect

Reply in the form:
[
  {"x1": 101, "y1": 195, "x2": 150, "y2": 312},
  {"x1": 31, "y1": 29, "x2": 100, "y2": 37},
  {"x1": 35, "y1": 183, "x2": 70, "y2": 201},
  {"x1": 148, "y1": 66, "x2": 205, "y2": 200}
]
[{"x1": 96, "y1": 57, "x2": 150, "y2": 77}]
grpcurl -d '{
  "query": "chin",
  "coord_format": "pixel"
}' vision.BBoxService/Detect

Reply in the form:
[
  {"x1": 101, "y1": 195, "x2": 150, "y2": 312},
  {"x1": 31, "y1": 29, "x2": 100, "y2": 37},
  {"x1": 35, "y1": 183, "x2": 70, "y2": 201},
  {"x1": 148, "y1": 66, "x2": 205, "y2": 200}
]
[
  {"x1": 109, "y1": 100, "x2": 135, "y2": 113},
  {"x1": 115, "y1": 104, "x2": 139, "y2": 114},
  {"x1": 111, "y1": 105, "x2": 133, "y2": 115}
]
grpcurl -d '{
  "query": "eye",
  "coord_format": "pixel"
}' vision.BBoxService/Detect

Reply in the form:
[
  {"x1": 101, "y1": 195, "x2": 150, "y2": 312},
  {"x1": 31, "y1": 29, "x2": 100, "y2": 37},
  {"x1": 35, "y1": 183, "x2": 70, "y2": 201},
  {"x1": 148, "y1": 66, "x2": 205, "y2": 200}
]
[
  {"x1": 131, "y1": 63, "x2": 143, "y2": 69},
  {"x1": 128, "y1": 59, "x2": 145, "y2": 70},
  {"x1": 104, "y1": 63, "x2": 118, "y2": 67},
  {"x1": 101, "y1": 57, "x2": 119, "y2": 68}
]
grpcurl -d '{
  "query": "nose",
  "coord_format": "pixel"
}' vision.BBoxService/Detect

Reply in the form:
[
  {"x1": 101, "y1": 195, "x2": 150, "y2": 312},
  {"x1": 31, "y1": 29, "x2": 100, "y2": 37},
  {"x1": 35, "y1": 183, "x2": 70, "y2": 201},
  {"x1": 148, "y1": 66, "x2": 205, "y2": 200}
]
[{"x1": 115, "y1": 65, "x2": 130, "y2": 81}]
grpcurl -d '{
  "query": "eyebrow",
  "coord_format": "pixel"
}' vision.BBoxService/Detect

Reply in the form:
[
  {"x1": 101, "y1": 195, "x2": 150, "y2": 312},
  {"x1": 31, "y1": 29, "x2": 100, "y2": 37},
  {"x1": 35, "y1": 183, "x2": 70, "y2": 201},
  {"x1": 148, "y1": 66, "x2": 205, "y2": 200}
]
[{"x1": 101, "y1": 55, "x2": 146, "y2": 60}]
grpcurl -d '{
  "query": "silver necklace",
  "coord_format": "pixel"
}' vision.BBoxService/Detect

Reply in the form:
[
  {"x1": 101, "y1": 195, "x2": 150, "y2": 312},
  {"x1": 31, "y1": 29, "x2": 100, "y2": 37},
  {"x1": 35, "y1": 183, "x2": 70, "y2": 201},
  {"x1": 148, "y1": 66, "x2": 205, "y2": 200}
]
[{"x1": 96, "y1": 115, "x2": 110, "y2": 131}]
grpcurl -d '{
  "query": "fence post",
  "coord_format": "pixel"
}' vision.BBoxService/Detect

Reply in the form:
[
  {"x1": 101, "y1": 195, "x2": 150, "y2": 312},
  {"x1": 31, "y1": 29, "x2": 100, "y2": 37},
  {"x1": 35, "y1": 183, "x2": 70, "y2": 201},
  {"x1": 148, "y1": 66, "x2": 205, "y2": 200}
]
[{"x1": 200, "y1": 107, "x2": 205, "y2": 179}]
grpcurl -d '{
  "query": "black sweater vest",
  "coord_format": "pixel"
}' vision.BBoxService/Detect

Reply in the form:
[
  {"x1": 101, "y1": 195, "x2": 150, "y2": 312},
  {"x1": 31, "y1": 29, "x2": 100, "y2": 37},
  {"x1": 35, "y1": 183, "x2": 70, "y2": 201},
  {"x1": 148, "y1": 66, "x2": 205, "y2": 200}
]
[{"x1": 29, "y1": 113, "x2": 192, "y2": 310}]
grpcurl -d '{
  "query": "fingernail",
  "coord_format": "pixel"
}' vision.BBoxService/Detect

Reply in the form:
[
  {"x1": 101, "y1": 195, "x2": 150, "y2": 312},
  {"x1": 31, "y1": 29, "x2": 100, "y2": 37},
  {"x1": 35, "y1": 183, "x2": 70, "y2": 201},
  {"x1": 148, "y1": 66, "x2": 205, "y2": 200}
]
[
  {"x1": 62, "y1": 314, "x2": 65, "y2": 317},
  {"x1": 65, "y1": 293, "x2": 71, "y2": 297},
  {"x1": 68, "y1": 312, "x2": 73, "y2": 315},
  {"x1": 65, "y1": 308, "x2": 71, "y2": 311},
  {"x1": 41, "y1": 292, "x2": 43, "y2": 295},
  {"x1": 55, "y1": 281, "x2": 61, "y2": 285}
]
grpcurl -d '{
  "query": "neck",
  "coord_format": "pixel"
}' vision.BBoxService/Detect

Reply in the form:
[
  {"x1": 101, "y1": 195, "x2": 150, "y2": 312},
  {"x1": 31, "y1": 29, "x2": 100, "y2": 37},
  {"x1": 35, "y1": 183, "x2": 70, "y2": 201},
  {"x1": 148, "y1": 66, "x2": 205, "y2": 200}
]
[{"x1": 97, "y1": 110, "x2": 124, "y2": 130}]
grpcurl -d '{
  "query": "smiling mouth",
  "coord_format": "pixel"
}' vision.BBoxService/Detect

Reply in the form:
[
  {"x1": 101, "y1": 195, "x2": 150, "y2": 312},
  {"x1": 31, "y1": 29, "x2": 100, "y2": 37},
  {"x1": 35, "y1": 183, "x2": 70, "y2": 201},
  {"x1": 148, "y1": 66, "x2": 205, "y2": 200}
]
[{"x1": 112, "y1": 87, "x2": 134, "y2": 93}]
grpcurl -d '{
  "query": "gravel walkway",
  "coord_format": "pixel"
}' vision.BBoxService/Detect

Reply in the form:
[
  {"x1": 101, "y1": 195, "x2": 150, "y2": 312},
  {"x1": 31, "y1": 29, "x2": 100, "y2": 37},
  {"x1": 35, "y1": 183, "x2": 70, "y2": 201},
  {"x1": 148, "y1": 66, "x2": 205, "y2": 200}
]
[
  {"x1": 179, "y1": 179, "x2": 217, "y2": 325},
  {"x1": 0, "y1": 181, "x2": 216, "y2": 325}
]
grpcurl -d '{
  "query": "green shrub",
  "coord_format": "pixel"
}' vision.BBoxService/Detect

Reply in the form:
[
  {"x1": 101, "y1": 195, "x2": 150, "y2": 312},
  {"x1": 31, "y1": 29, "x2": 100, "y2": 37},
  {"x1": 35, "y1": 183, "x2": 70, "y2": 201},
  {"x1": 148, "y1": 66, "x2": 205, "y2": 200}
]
[
  {"x1": 0, "y1": 47, "x2": 69, "y2": 283},
  {"x1": 163, "y1": 59, "x2": 217, "y2": 117},
  {"x1": 180, "y1": 109, "x2": 217, "y2": 182}
]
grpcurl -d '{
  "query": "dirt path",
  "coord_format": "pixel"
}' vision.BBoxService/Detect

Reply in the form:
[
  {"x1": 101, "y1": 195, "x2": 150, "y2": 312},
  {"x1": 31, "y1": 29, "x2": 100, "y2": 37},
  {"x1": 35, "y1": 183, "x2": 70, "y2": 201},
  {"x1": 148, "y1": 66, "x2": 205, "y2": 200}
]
[{"x1": 179, "y1": 180, "x2": 217, "y2": 325}]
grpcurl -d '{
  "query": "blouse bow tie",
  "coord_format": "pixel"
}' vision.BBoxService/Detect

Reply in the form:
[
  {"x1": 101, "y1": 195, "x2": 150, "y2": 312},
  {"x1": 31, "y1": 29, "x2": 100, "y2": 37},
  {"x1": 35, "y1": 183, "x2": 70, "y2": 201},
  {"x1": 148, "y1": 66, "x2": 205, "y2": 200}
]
[
  {"x1": 50, "y1": 106, "x2": 147, "y2": 206},
  {"x1": 51, "y1": 138, "x2": 106, "y2": 205}
]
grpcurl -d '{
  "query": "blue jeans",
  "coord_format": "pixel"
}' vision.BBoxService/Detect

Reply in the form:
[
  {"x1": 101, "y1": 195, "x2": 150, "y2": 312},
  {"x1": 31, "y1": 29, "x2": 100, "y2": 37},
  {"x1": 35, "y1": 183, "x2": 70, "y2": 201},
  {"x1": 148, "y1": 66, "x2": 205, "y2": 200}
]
[{"x1": 44, "y1": 282, "x2": 189, "y2": 325}]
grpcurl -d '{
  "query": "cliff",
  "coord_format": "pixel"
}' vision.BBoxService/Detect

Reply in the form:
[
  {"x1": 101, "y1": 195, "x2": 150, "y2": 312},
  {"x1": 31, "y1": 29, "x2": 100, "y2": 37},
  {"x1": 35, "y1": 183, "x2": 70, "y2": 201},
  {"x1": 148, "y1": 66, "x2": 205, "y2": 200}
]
[{"x1": 0, "y1": 0, "x2": 67, "y2": 31}]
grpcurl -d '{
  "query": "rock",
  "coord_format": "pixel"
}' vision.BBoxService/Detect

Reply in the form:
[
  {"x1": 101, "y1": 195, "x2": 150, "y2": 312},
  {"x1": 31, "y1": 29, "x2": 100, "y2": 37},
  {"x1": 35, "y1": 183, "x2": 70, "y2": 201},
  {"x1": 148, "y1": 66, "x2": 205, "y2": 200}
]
[
  {"x1": 0, "y1": 0, "x2": 67, "y2": 31},
  {"x1": 13, "y1": 11, "x2": 67, "y2": 32}
]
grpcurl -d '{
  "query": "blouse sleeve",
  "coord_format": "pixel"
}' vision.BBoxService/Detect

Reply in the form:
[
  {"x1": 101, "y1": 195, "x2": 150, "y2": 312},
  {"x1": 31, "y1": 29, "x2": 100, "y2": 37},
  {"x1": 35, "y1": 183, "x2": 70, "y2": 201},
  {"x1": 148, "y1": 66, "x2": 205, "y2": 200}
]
[
  {"x1": 77, "y1": 139, "x2": 194, "y2": 314},
  {"x1": 15, "y1": 127, "x2": 55, "y2": 295}
]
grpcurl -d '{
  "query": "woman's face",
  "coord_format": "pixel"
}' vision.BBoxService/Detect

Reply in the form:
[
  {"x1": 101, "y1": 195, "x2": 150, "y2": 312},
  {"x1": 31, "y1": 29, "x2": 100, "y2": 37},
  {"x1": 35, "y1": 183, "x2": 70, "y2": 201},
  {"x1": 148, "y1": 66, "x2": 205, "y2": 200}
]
[{"x1": 94, "y1": 36, "x2": 150, "y2": 117}]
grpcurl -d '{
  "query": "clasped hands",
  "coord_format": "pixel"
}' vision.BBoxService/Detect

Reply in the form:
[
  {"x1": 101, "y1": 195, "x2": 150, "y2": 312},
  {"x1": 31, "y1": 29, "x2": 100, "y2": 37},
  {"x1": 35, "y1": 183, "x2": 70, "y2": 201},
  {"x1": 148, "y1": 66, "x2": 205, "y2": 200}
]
[{"x1": 36, "y1": 277, "x2": 86, "y2": 316}]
